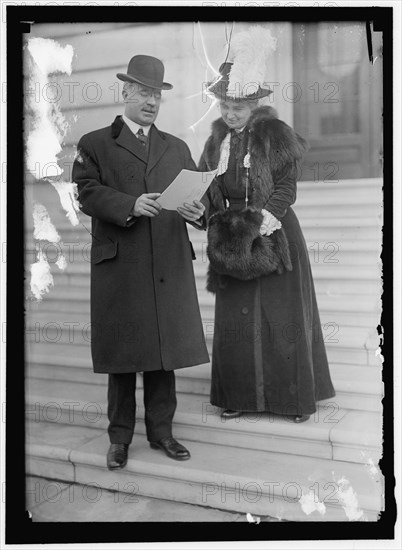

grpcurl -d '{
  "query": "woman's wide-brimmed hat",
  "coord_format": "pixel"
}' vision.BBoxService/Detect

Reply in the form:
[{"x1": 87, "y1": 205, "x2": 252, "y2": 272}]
[
  {"x1": 117, "y1": 55, "x2": 173, "y2": 90},
  {"x1": 206, "y1": 26, "x2": 277, "y2": 101},
  {"x1": 207, "y1": 62, "x2": 272, "y2": 100}
]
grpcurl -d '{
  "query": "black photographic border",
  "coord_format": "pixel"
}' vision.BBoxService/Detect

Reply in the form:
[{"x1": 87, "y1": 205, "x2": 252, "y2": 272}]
[{"x1": 5, "y1": 3, "x2": 395, "y2": 544}]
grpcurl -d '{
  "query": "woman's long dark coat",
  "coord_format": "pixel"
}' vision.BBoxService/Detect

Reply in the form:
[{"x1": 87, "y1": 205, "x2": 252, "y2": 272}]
[
  {"x1": 72, "y1": 116, "x2": 209, "y2": 374},
  {"x1": 198, "y1": 106, "x2": 336, "y2": 415}
]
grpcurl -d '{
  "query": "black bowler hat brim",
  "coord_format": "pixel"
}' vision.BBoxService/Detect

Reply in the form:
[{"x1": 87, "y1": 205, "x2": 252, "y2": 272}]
[{"x1": 116, "y1": 72, "x2": 173, "y2": 90}]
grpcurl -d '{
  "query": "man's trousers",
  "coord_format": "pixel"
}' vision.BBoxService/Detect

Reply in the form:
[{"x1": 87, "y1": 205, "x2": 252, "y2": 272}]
[{"x1": 107, "y1": 370, "x2": 177, "y2": 444}]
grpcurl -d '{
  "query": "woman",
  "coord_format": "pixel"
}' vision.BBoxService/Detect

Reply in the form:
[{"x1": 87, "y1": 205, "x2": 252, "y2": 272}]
[{"x1": 198, "y1": 31, "x2": 335, "y2": 422}]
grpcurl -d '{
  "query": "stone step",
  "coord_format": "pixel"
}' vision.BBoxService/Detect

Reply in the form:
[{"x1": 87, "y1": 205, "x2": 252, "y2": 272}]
[
  {"x1": 42, "y1": 268, "x2": 382, "y2": 301},
  {"x1": 25, "y1": 213, "x2": 383, "y2": 248},
  {"x1": 26, "y1": 345, "x2": 383, "y2": 391},
  {"x1": 26, "y1": 206, "x2": 382, "y2": 232},
  {"x1": 25, "y1": 317, "x2": 381, "y2": 375},
  {"x1": 24, "y1": 310, "x2": 380, "y2": 351},
  {"x1": 26, "y1": 177, "x2": 381, "y2": 195},
  {"x1": 24, "y1": 178, "x2": 383, "y2": 229},
  {"x1": 25, "y1": 237, "x2": 382, "y2": 273},
  {"x1": 25, "y1": 240, "x2": 382, "y2": 271},
  {"x1": 27, "y1": 287, "x2": 381, "y2": 319},
  {"x1": 26, "y1": 220, "x2": 382, "y2": 246},
  {"x1": 25, "y1": 325, "x2": 381, "y2": 371},
  {"x1": 24, "y1": 322, "x2": 381, "y2": 370},
  {"x1": 292, "y1": 203, "x2": 381, "y2": 219},
  {"x1": 295, "y1": 178, "x2": 381, "y2": 191},
  {"x1": 26, "y1": 296, "x2": 381, "y2": 331},
  {"x1": 26, "y1": 244, "x2": 382, "y2": 283},
  {"x1": 25, "y1": 474, "x2": 245, "y2": 522},
  {"x1": 29, "y1": 270, "x2": 382, "y2": 299},
  {"x1": 26, "y1": 250, "x2": 381, "y2": 282},
  {"x1": 294, "y1": 187, "x2": 382, "y2": 207},
  {"x1": 26, "y1": 421, "x2": 384, "y2": 521},
  {"x1": 25, "y1": 243, "x2": 382, "y2": 280},
  {"x1": 25, "y1": 377, "x2": 382, "y2": 466},
  {"x1": 25, "y1": 270, "x2": 382, "y2": 308},
  {"x1": 26, "y1": 344, "x2": 383, "y2": 413},
  {"x1": 25, "y1": 267, "x2": 382, "y2": 312}
]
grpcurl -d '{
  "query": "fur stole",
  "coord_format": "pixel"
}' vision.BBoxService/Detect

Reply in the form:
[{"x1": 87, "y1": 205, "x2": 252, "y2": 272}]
[
  {"x1": 200, "y1": 106, "x2": 308, "y2": 211},
  {"x1": 199, "y1": 106, "x2": 309, "y2": 293}
]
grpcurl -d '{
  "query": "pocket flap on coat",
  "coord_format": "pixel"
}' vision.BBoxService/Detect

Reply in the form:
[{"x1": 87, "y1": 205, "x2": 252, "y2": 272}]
[{"x1": 91, "y1": 241, "x2": 118, "y2": 264}]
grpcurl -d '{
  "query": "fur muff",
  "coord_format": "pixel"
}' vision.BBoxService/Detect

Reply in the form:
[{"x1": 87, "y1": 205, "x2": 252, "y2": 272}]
[
  {"x1": 206, "y1": 208, "x2": 293, "y2": 292},
  {"x1": 199, "y1": 106, "x2": 308, "y2": 293},
  {"x1": 207, "y1": 207, "x2": 289, "y2": 277}
]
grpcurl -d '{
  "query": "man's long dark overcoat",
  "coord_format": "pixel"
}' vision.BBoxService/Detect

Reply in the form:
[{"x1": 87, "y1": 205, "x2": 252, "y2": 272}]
[{"x1": 72, "y1": 115, "x2": 209, "y2": 373}]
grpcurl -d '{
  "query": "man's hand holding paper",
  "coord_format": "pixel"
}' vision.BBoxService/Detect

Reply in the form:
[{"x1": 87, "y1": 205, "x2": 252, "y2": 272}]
[
  {"x1": 177, "y1": 200, "x2": 205, "y2": 222},
  {"x1": 156, "y1": 169, "x2": 216, "y2": 214}
]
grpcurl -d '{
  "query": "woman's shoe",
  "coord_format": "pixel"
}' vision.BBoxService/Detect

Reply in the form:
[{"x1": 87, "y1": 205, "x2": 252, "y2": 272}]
[
  {"x1": 293, "y1": 414, "x2": 310, "y2": 423},
  {"x1": 221, "y1": 409, "x2": 243, "y2": 419}
]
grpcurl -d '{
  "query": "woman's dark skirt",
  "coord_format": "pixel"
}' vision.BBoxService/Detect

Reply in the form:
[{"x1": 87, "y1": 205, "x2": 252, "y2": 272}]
[{"x1": 210, "y1": 207, "x2": 336, "y2": 415}]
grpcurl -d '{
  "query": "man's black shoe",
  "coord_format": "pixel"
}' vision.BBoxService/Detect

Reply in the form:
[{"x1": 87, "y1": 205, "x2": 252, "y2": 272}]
[
  {"x1": 221, "y1": 409, "x2": 243, "y2": 419},
  {"x1": 293, "y1": 414, "x2": 310, "y2": 423},
  {"x1": 107, "y1": 443, "x2": 129, "y2": 470},
  {"x1": 150, "y1": 436, "x2": 191, "y2": 461}
]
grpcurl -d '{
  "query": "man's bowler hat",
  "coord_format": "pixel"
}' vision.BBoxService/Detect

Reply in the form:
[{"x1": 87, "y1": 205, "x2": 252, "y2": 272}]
[{"x1": 117, "y1": 55, "x2": 173, "y2": 90}]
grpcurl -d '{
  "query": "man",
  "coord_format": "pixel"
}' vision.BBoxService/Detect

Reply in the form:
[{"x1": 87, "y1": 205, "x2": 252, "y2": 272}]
[{"x1": 72, "y1": 55, "x2": 209, "y2": 470}]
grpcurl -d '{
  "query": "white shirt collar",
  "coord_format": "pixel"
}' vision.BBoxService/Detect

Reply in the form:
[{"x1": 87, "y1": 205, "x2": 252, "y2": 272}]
[
  {"x1": 235, "y1": 126, "x2": 246, "y2": 134},
  {"x1": 122, "y1": 114, "x2": 151, "y2": 136}
]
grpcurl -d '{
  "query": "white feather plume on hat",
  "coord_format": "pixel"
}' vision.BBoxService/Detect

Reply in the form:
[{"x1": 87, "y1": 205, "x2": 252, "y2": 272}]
[{"x1": 226, "y1": 26, "x2": 277, "y2": 98}]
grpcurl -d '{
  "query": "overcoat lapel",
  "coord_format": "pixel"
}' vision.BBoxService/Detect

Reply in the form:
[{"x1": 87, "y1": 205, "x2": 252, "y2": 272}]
[
  {"x1": 146, "y1": 125, "x2": 168, "y2": 176},
  {"x1": 115, "y1": 123, "x2": 148, "y2": 164}
]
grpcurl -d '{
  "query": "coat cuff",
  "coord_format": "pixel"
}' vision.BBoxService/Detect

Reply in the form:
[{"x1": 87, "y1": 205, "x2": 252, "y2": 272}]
[
  {"x1": 186, "y1": 214, "x2": 207, "y2": 230},
  {"x1": 125, "y1": 199, "x2": 139, "y2": 227},
  {"x1": 260, "y1": 209, "x2": 282, "y2": 236}
]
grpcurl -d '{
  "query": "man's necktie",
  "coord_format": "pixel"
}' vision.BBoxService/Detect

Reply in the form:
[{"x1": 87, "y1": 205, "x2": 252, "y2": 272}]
[{"x1": 136, "y1": 128, "x2": 148, "y2": 147}]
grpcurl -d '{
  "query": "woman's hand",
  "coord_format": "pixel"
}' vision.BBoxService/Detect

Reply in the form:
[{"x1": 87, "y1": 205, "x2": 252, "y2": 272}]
[
  {"x1": 177, "y1": 200, "x2": 205, "y2": 222},
  {"x1": 133, "y1": 193, "x2": 162, "y2": 217}
]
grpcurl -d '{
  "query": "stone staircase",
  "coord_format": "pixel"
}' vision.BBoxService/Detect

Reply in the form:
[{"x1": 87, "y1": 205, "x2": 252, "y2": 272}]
[{"x1": 25, "y1": 177, "x2": 384, "y2": 521}]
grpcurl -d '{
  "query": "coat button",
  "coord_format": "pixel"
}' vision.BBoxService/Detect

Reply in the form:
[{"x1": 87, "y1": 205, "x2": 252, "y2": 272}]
[
  {"x1": 241, "y1": 307, "x2": 249, "y2": 315},
  {"x1": 160, "y1": 278, "x2": 165, "y2": 283}
]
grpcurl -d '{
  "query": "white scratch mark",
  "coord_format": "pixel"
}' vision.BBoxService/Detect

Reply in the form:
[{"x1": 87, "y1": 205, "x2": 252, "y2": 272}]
[
  {"x1": 56, "y1": 254, "x2": 67, "y2": 271},
  {"x1": 49, "y1": 181, "x2": 80, "y2": 226},
  {"x1": 188, "y1": 97, "x2": 219, "y2": 160},
  {"x1": 336, "y1": 477, "x2": 365, "y2": 521},
  {"x1": 196, "y1": 22, "x2": 219, "y2": 78},
  {"x1": 375, "y1": 347, "x2": 384, "y2": 363},
  {"x1": 246, "y1": 512, "x2": 260, "y2": 524},
  {"x1": 365, "y1": 456, "x2": 380, "y2": 478},
  {"x1": 74, "y1": 151, "x2": 84, "y2": 164},
  {"x1": 299, "y1": 491, "x2": 326, "y2": 516},
  {"x1": 32, "y1": 202, "x2": 61, "y2": 242},
  {"x1": 26, "y1": 37, "x2": 73, "y2": 173},
  {"x1": 26, "y1": 37, "x2": 76, "y2": 297},
  {"x1": 30, "y1": 249, "x2": 54, "y2": 301},
  {"x1": 188, "y1": 95, "x2": 218, "y2": 128},
  {"x1": 27, "y1": 36, "x2": 73, "y2": 77}
]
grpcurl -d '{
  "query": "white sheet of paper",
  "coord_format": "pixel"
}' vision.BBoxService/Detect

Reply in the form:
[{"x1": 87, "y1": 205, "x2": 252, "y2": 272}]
[{"x1": 156, "y1": 169, "x2": 217, "y2": 210}]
